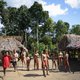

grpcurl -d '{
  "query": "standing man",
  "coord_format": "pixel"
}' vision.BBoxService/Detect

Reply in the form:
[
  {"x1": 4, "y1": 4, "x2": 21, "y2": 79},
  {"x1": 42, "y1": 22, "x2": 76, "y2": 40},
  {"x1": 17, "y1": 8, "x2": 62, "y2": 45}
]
[
  {"x1": 41, "y1": 49, "x2": 49, "y2": 77},
  {"x1": 34, "y1": 50, "x2": 39, "y2": 70},
  {"x1": 20, "y1": 49, "x2": 26, "y2": 68},
  {"x1": 12, "y1": 49, "x2": 18, "y2": 72},
  {"x1": 52, "y1": 52, "x2": 58, "y2": 70}
]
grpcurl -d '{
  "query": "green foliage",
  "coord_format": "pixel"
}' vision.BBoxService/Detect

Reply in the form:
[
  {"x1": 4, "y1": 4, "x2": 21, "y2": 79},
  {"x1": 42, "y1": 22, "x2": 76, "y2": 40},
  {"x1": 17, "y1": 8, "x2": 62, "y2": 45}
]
[
  {"x1": 2, "y1": 1, "x2": 80, "y2": 54},
  {"x1": 0, "y1": 0, "x2": 7, "y2": 15},
  {"x1": 43, "y1": 18, "x2": 54, "y2": 34},
  {"x1": 70, "y1": 24, "x2": 80, "y2": 35},
  {"x1": 39, "y1": 43, "x2": 45, "y2": 52},
  {"x1": 1, "y1": 8, "x2": 9, "y2": 27},
  {"x1": 54, "y1": 20, "x2": 70, "y2": 43},
  {"x1": 6, "y1": 7, "x2": 19, "y2": 35},
  {"x1": 41, "y1": 35, "x2": 52, "y2": 45},
  {"x1": 29, "y1": 1, "x2": 49, "y2": 23},
  {"x1": 17, "y1": 5, "x2": 30, "y2": 30}
]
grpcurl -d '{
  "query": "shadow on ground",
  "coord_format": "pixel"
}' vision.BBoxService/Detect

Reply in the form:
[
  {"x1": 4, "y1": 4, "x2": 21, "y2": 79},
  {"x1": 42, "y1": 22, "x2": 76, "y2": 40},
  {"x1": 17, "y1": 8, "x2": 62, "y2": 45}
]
[
  {"x1": 49, "y1": 59, "x2": 80, "y2": 73},
  {"x1": 0, "y1": 76, "x2": 4, "y2": 80},
  {"x1": 24, "y1": 74, "x2": 43, "y2": 77},
  {"x1": 0, "y1": 59, "x2": 80, "y2": 74},
  {"x1": 0, "y1": 61, "x2": 2, "y2": 66},
  {"x1": 0, "y1": 69, "x2": 14, "y2": 72}
]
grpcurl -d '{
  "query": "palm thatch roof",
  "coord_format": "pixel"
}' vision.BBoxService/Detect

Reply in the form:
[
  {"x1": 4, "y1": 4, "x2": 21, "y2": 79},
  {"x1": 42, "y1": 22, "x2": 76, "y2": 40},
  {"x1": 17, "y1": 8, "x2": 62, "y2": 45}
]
[
  {"x1": 0, "y1": 36, "x2": 22, "y2": 42},
  {"x1": 58, "y1": 34, "x2": 80, "y2": 51},
  {"x1": 0, "y1": 36, "x2": 28, "y2": 52}
]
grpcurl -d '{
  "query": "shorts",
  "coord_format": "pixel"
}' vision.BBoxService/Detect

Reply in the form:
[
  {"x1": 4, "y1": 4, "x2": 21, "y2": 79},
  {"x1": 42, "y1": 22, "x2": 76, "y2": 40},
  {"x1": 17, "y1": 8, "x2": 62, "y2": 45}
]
[{"x1": 12, "y1": 61, "x2": 17, "y2": 67}]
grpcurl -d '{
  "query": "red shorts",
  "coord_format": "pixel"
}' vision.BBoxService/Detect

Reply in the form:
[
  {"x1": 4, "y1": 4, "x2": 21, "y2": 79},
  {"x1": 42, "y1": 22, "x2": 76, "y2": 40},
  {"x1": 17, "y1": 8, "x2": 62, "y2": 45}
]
[{"x1": 42, "y1": 60, "x2": 48, "y2": 68}]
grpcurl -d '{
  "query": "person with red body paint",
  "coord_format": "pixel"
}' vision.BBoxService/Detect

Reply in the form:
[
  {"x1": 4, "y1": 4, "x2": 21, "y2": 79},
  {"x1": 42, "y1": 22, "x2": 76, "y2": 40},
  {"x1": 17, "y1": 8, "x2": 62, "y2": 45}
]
[{"x1": 2, "y1": 51, "x2": 11, "y2": 76}]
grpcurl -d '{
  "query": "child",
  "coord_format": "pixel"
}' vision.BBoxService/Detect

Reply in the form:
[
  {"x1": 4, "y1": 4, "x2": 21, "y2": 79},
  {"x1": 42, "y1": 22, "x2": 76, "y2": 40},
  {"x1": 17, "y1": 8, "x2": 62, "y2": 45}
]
[
  {"x1": 26, "y1": 53, "x2": 31, "y2": 71},
  {"x1": 2, "y1": 51, "x2": 11, "y2": 76},
  {"x1": 41, "y1": 49, "x2": 49, "y2": 77}
]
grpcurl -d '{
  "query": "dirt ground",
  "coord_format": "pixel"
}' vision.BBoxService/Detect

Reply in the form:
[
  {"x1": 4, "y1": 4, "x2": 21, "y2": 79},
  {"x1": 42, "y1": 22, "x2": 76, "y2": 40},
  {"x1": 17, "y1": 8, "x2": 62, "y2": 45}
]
[{"x1": 0, "y1": 58, "x2": 80, "y2": 80}]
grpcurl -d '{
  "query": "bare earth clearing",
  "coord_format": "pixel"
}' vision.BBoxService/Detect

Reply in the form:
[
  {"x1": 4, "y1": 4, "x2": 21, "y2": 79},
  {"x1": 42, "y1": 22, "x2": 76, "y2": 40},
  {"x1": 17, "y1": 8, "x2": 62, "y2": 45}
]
[{"x1": 0, "y1": 58, "x2": 80, "y2": 80}]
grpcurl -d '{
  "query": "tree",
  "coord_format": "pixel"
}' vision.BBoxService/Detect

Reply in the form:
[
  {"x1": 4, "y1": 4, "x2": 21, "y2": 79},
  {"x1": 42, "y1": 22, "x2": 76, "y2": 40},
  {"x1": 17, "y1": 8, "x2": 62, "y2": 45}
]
[
  {"x1": 42, "y1": 35, "x2": 52, "y2": 45},
  {"x1": 39, "y1": 18, "x2": 55, "y2": 49},
  {"x1": 29, "y1": 1, "x2": 49, "y2": 48},
  {"x1": 0, "y1": 0, "x2": 7, "y2": 16},
  {"x1": 29, "y1": 2, "x2": 49, "y2": 24},
  {"x1": 64, "y1": 22, "x2": 70, "y2": 33},
  {"x1": 17, "y1": 5, "x2": 31, "y2": 46},
  {"x1": 70, "y1": 24, "x2": 80, "y2": 35},
  {"x1": 17, "y1": 5, "x2": 30, "y2": 30},
  {"x1": 55, "y1": 20, "x2": 70, "y2": 43},
  {"x1": 1, "y1": 8, "x2": 9, "y2": 35},
  {"x1": 5, "y1": 7, "x2": 19, "y2": 35},
  {"x1": 42, "y1": 18, "x2": 54, "y2": 36},
  {"x1": 0, "y1": 0, "x2": 7, "y2": 35}
]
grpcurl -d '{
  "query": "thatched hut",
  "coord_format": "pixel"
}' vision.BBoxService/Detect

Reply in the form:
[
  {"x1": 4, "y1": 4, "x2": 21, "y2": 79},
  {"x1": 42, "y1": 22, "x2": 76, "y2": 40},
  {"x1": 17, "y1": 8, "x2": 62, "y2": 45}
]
[
  {"x1": 58, "y1": 34, "x2": 80, "y2": 51},
  {"x1": 0, "y1": 36, "x2": 28, "y2": 59},
  {"x1": 58, "y1": 34, "x2": 80, "y2": 59}
]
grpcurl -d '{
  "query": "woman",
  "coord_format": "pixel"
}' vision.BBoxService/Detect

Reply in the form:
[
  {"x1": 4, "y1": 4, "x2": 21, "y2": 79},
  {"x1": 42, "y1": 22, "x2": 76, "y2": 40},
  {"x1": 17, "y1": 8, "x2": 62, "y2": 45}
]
[
  {"x1": 52, "y1": 52, "x2": 58, "y2": 70},
  {"x1": 20, "y1": 49, "x2": 26, "y2": 68},
  {"x1": 2, "y1": 51, "x2": 11, "y2": 76},
  {"x1": 41, "y1": 49, "x2": 49, "y2": 77},
  {"x1": 34, "y1": 50, "x2": 39, "y2": 70},
  {"x1": 58, "y1": 51, "x2": 63, "y2": 66},
  {"x1": 64, "y1": 52, "x2": 70, "y2": 72}
]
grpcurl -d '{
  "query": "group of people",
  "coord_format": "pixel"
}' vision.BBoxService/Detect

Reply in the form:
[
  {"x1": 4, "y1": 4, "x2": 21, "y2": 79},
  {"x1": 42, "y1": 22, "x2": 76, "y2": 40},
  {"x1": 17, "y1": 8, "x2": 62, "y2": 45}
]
[
  {"x1": 2, "y1": 49, "x2": 18, "y2": 76},
  {"x1": 1, "y1": 49, "x2": 70, "y2": 77},
  {"x1": 52, "y1": 51, "x2": 70, "y2": 72}
]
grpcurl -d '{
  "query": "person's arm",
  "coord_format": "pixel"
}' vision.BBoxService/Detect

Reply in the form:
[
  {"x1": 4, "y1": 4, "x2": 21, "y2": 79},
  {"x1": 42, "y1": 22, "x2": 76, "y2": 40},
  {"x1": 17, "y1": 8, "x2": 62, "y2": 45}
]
[
  {"x1": 37, "y1": 53, "x2": 39, "y2": 58},
  {"x1": 8, "y1": 55, "x2": 11, "y2": 62},
  {"x1": 16, "y1": 53, "x2": 19, "y2": 58},
  {"x1": 41, "y1": 54, "x2": 43, "y2": 61},
  {"x1": 33, "y1": 53, "x2": 35, "y2": 58},
  {"x1": 2, "y1": 56, "x2": 4, "y2": 64}
]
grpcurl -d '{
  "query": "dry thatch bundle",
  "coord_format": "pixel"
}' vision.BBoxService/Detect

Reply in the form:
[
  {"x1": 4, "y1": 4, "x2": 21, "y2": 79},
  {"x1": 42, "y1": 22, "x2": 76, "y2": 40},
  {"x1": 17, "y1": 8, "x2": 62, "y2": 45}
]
[
  {"x1": 0, "y1": 37, "x2": 28, "y2": 52},
  {"x1": 0, "y1": 36, "x2": 22, "y2": 42},
  {"x1": 58, "y1": 34, "x2": 80, "y2": 51}
]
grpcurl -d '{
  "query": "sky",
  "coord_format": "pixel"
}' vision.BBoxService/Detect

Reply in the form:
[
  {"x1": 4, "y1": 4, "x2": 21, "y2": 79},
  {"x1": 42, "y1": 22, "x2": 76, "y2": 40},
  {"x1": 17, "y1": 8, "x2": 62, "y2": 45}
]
[{"x1": 0, "y1": 0, "x2": 80, "y2": 28}]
